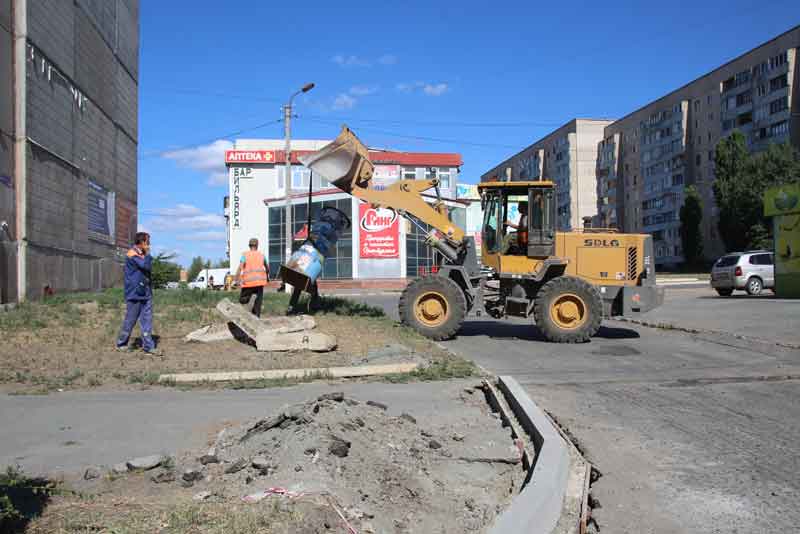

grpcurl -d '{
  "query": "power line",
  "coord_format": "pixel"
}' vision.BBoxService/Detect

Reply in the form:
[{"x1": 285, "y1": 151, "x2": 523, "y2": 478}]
[
  {"x1": 299, "y1": 116, "x2": 528, "y2": 150},
  {"x1": 300, "y1": 114, "x2": 565, "y2": 128},
  {"x1": 138, "y1": 118, "x2": 284, "y2": 160}
]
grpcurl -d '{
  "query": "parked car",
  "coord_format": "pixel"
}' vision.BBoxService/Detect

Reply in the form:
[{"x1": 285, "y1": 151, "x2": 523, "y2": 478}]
[{"x1": 710, "y1": 250, "x2": 774, "y2": 296}]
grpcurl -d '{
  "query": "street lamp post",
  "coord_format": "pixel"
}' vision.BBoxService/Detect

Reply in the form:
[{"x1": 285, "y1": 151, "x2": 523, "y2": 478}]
[{"x1": 283, "y1": 83, "x2": 315, "y2": 283}]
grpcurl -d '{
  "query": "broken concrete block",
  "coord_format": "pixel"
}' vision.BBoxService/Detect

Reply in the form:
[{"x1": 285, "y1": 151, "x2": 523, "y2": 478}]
[
  {"x1": 251, "y1": 456, "x2": 270, "y2": 470},
  {"x1": 182, "y1": 469, "x2": 204, "y2": 482},
  {"x1": 111, "y1": 462, "x2": 129, "y2": 475},
  {"x1": 215, "y1": 298, "x2": 268, "y2": 341},
  {"x1": 224, "y1": 458, "x2": 248, "y2": 474},
  {"x1": 317, "y1": 392, "x2": 344, "y2": 402},
  {"x1": 255, "y1": 331, "x2": 337, "y2": 352},
  {"x1": 126, "y1": 455, "x2": 164, "y2": 471},
  {"x1": 150, "y1": 470, "x2": 176, "y2": 483},
  {"x1": 193, "y1": 491, "x2": 212, "y2": 501},
  {"x1": 83, "y1": 467, "x2": 101, "y2": 480},
  {"x1": 329, "y1": 435, "x2": 351, "y2": 458},
  {"x1": 185, "y1": 324, "x2": 235, "y2": 343},
  {"x1": 261, "y1": 314, "x2": 316, "y2": 333}
]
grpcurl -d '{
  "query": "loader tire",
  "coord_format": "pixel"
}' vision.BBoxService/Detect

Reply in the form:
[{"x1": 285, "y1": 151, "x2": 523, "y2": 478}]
[
  {"x1": 399, "y1": 275, "x2": 466, "y2": 341},
  {"x1": 533, "y1": 276, "x2": 602, "y2": 343}
]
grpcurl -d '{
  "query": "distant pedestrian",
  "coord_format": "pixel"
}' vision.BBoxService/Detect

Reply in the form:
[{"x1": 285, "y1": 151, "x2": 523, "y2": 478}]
[
  {"x1": 235, "y1": 237, "x2": 269, "y2": 317},
  {"x1": 116, "y1": 232, "x2": 161, "y2": 355},
  {"x1": 208, "y1": 275, "x2": 215, "y2": 290}
]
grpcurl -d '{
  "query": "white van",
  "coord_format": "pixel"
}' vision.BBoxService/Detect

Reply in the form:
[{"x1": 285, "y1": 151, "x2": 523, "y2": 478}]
[{"x1": 188, "y1": 268, "x2": 229, "y2": 290}]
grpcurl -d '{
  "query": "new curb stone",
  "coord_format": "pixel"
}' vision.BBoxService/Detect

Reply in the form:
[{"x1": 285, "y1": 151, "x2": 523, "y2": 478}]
[{"x1": 488, "y1": 376, "x2": 590, "y2": 534}]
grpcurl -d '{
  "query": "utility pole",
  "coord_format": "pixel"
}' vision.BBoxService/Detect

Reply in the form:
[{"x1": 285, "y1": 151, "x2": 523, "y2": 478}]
[{"x1": 283, "y1": 83, "x2": 315, "y2": 279}]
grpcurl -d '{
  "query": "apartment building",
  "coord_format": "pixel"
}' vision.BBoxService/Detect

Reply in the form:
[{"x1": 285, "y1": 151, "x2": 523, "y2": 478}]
[
  {"x1": 0, "y1": 0, "x2": 139, "y2": 302},
  {"x1": 598, "y1": 25, "x2": 799, "y2": 266},
  {"x1": 481, "y1": 119, "x2": 613, "y2": 230}
]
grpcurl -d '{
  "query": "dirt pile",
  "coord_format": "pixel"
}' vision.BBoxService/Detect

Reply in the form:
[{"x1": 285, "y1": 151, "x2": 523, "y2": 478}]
[{"x1": 173, "y1": 389, "x2": 524, "y2": 533}]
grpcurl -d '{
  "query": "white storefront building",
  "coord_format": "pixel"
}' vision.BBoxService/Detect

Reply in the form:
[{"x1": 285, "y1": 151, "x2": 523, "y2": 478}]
[{"x1": 224, "y1": 138, "x2": 468, "y2": 281}]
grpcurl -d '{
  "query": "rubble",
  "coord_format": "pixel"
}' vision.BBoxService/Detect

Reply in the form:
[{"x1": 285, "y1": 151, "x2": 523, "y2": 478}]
[
  {"x1": 150, "y1": 470, "x2": 175, "y2": 484},
  {"x1": 83, "y1": 467, "x2": 101, "y2": 480},
  {"x1": 148, "y1": 391, "x2": 524, "y2": 533},
  {"x1": 126, "y1": 455, "x2": 165, "y2": 471},
  {"x1": 111, "y1": 462, "x2": 128, "y2": 475}
]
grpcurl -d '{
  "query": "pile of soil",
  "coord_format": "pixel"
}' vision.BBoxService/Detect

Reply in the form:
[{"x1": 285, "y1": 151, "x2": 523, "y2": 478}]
[{"x1": 175, "y1": 389, "x2": 524, "y2": 533}]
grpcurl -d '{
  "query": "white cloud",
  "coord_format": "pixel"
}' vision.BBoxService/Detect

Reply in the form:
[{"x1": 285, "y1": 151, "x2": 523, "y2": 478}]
[
  {"x1": 378, "y1": 54, "x2": 397, "y2": 65},
  {"x1": 396, "y1": 81, "x2": 449, "y2": 96},
  {"x1": 423, "y1": 83, "x2": 448, "y2": 96},
  {"x1": 149, "y1": 204, "x2": 203, "y2": 217},
  {"x1": 137, "y1": 223, "x2": 150, "y2": 234},
  {"x1": 349, "y1": 85, "x2": 378, "y2": 96},
  {"x1": 145, "y1": 204, "x2": 225, "y2": 232},
  {"x1": 161, "y1": 139, "x2": 233, "y2": 188},
  {"x1": 333, "y1": 93, "x2": 356, "y2": 110},
  {"x1": 331, "y1": 54, "x2": 370, "y2": 67},
  {"x1": 176, "y1": 231, "x2": 227, "y2": 242}
]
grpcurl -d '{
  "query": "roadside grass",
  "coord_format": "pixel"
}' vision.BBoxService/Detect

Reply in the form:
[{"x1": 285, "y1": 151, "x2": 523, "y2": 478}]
[
  {"x1": 1, "y1": 288, "x2": 474, "y2": 393},
  {"x1": 28, "y1": 497, "x2": 312, "y2": 534}
]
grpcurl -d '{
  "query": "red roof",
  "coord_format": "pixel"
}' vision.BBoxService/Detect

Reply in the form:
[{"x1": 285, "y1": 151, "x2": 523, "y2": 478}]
[{"x1": 272, "y1": 150, "x2": 461, "y2": 167}]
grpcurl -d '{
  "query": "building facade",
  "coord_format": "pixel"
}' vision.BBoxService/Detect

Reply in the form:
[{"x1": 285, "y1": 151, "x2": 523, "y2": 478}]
[
  {"x1": 225, "y1": 139, "x2": 465, "y2": 280},
  {"x1": 0, "y1": 0, "x2": 139, "y2": 303},
  {"x1": 481, "y1": 119, "x2": 613, "y2": 230},
  {"x1": 598, "y1": 26, "x2": 799, "y2": 267}
]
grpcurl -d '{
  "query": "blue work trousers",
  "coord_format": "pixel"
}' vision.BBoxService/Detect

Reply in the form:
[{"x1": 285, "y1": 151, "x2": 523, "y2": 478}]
[{"x1": 116, "y1": 299, "x2": 155, "y2": 351}]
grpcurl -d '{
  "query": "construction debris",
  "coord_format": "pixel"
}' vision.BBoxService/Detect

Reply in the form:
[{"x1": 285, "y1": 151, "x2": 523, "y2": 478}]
[
  {"x1": 209, "y1": 297, "x2": 336, "y2": 352},
  {"x1": 121, "y1": 390, "x2": 524, "y2": 533}
]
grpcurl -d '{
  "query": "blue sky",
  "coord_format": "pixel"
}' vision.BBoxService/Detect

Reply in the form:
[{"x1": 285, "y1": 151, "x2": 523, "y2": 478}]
[{"x1": 137, "y1": 0, "x2": 799, "y2": 266}]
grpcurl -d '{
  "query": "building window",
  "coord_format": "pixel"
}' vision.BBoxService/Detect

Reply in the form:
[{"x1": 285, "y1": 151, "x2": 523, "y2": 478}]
[
  {"x1": 736, "y1": 90, "x2": 752, "y2": 107},
  {"x1": 769, "y1": 74, "x2": 788, "y2": 92},
  {"x1": 88, "y1": 180, "x2": 115, "y2": 240},
  {"x1": 695, "y1": 154, "x2": 701, "y2": 167},
  {"x1": 707, "y1": 132, "x2": 712, "y2": 142},
  {"x1": 706, "y1": 95, "x2": 712, "y2": 106},
  {"x1": 769, "y1": 120, "x2": 789, "y2": 137},
  {"x1": 427, "y1": 167, "x2": 452, "y2": 189},
  {"x1": 769, "y1": 51, "x2": 788, "y2": 70},
  {"x1": 707, "y1": 150, "x2": 713, "y2": 162},
  {"x1": 402, "y1": 167, "x2": 416, "y2": 180},
  {"x1": 267, "y1": 199, "x2": 353, "y2": 279},
  {"x1": 769, "y1": 96, "x2": 788, "y2": 115},
  {"x1": 754, "y1": 105, "x2": 769, "y2": 122},
  {"x1": 757, "y1": 84, "x2": 767, "y2": 97},
  {"x1": 694, "y1": 100, "x2": 700, "y2": 112}
]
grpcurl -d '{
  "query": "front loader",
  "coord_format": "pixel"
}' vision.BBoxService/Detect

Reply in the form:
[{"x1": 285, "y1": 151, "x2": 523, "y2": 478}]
[{"x1": 296, "y1": 126, "x2": 664, "y2": 343}]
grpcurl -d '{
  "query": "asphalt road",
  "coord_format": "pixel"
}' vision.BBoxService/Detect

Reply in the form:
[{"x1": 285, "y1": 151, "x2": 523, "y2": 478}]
[{"x1": 351, "y1": 287, "x2": 800, "y2": 533}]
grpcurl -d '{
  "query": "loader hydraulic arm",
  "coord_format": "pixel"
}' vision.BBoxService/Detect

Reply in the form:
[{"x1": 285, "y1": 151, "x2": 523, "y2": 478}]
[
  {"x1": 299, "y1": 126, "x2": 466, "y2": 255},
  {"x1": 351, "y1": 179, "x2": 465, "y2": 243}
]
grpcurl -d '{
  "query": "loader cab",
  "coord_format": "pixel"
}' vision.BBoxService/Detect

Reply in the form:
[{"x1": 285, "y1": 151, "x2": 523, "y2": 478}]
[{"x1": 480, "y1": 181, "x2": 556, "y2": 259}]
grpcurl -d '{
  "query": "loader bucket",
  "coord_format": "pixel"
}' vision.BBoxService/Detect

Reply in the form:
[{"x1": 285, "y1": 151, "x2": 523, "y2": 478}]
[{"x1": 298, "y1": 126, "x2": 374, "y2": 194}]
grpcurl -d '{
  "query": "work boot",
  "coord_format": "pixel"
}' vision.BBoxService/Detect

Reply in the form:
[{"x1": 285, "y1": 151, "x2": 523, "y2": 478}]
[
  {"x1": 115, "y1": 345, "x2": 134, "y2": 352},
  {"x1": 143, "y1": 347, "x2": 164, "y2": 357}
]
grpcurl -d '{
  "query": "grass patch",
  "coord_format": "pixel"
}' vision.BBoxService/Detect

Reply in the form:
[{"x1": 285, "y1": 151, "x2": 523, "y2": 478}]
[
  {"x1": 0, "y1": 303, "x2": 48, "y2": 331},
  {"x1": 383, "y1": 356, "x2": 478, "y2": 383},
  {"x1": 225, "y1": 369, "x2": 334, "y2": 390},
  {"x1": 126, "y1": 371, "x2": 161, "y2": 386},
  {"x1": 0, "y1": 466, "x2": 59, "y2": 533}
]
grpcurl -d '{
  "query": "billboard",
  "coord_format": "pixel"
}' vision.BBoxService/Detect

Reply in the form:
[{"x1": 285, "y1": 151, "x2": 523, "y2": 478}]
[
  {"x1": 225, "y1": 150, "x2": 275, "y2": 164},
  {"x1": 765, "y1": 183, "x2": 800, "y2": 298},
  {"x1": 359, "y1": 203, "x2": 399, "y2": 258}
]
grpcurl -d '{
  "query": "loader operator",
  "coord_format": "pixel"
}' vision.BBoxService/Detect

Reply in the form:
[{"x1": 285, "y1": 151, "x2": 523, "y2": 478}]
[{"x1": 503, "y1": 200, "x2": 528, "y2": 254}]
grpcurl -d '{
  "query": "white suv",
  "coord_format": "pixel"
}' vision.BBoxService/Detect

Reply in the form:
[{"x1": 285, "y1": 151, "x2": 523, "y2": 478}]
[{"x1": 710, "y1": 251, "x2": 774, "y2": 296}]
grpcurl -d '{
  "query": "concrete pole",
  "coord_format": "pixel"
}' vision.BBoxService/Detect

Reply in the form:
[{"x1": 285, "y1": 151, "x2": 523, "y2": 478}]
[
  {"x1": 283, "y1": 103, "x2": 292, "y2": 274},
  {"x1": 13, "y1": 0, "x2": 27, "y2": 302}
]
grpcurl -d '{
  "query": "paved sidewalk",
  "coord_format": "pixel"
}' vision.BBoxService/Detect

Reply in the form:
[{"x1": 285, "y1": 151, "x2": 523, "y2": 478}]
[{"x1": 0, "y1": 380, "x2": 478, "y2": 477}]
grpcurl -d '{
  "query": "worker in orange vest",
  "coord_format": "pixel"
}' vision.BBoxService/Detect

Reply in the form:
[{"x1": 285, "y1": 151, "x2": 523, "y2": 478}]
[{"x1": 234, "y1": 237, "x2": 269, "y2": 317}]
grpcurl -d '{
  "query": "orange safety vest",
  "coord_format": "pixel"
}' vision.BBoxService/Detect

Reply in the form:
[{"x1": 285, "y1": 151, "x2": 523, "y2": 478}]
[{"x1": 241, "y1": 250, "x2": 268, "y2": 288}]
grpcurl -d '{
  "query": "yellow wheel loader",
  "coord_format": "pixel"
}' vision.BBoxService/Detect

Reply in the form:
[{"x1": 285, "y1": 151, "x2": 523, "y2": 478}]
[{"x1": 297, "y1": 126, "x2": 664, "y2": 343}]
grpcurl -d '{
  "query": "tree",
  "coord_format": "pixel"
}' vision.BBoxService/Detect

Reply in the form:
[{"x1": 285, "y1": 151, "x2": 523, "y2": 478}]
[
  {"x1": 679, "y1": 185, "x2": 703, "y2": 266},
  {"x1": 187, "y1": 256, "x2": 206, "y2": 281},
  {"x1": 712, "y1": 133, "x2": 800, "y2": 252},
  {"x1": 713, "y1": 131, "x2": 756, "y2": 252},
  {"x1": 150, "y1": 253, "x2": 181, "y2": 289},
  {"x1": 214, "y1": 258, "x2": 230, "y2": 269}
]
